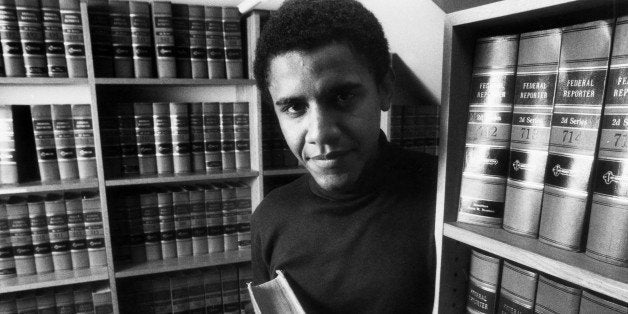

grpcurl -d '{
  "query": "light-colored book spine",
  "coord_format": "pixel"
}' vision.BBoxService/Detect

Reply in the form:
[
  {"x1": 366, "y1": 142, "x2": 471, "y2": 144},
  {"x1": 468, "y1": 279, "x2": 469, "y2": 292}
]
[
  {"x1": 219, "y1": 183, "x2": 237, "y2": 251},
  {"x1": 82, "y1": 191, "x2": 106, "y2": 266},
  {"x1": 45, "y1": 193, "x2": 71, "y2": 270},
  {"x1": 170, "y1": 102, "x2": 191, "y2": 174},
  {"x1": 36, "y1": 289, "x2": 56, "y2": 313},
  {"x1": 0, "y1": 0, "x2": 26, "y2": 77},
  {"x1": 30, "y1": 105, "x2": 60, "y2": 181},
  {"x1": 497, "y1": 261, "x2": 538, "y2": 313},
  {"x1": 203, "y1": 183, "x2": 223, "y2": 253},
  {"x1": 153, "y1": 102, "x2": 174, "y2": 174},
  {"x1": 234, "y1": 102, "x2": 250, "y2": 170},
  {"x1": 72, "y1": 104, "x2": 97, "y2": 179},
  {"x1": 0, "y1": 105, "x2": 18, "y2": 184},
  {"x1": 108, "y1": 0, "x2": 133, "y2": 78},
  {"x1": 203, "y1": 102, "x2": 222, "y2": 173},
  {"x1": 92, "y1": 285, "x2": 114, "y2": 314},
  {"x1": 140, "y1": 189, "x2": 162, "y2": 261},
  {"x1": 0, "y1": 199, "x2": 17, "y2": 278},
  {"x1": 16, "y1": 0, "x2": 47, "y2": 77},
  {"x1": 534, "y1": 275, "x2": 581, "y2": 313},
  {"x1": 52, "y1": 104, "x2": 79, "y2": 180},
  {"x1": 220, "y1": 102, "x2": 236, "y2": 172},
  {"x1": 235, "y1": 182, "x2": 251, "y2": 251},
  {"x1": 134, "y1": 102, "x2": 157, "y2": 175},
  {"x1": 466, "y1": 250, "x2": 501, "y2": 313},
  {"x1": 204, "y1": 6, "x2": 225, "y2": 79},
  {"x1": 64, "y1": 192, "x2": 89, "y2": 269},
  {"x1": 579, "y1": 291, "x2": 628, "y2": 313},
  {"x1": 55, "y1": 287, "x2": 75, "y2": 314},
  {"x1": 172, "y1": 3, "x2": 191, "y2": 78},
  {"x1": 204, "y1": 268, "x2": 222, "y2": 313},
  {"x1": 157, "y1": 187, "x2": 176, "y2": 259},
  {"x1": 26, "y1": 195, "x2": 53, "y2": 273},
  {"x1": 41, "y1": 0, "x2": 67, "y2": 77},
  {"x1": 221, "y1": 7, "x2": 242, "y2": 79},
  {"x1": 151, "y1": 1, "x2": 176, "y2": 78},
  {"x1": 129, "y1": 1, "x2": 152, "y2": 78},
  {"x1": 185, "y1": 185, "x2": 207, "y2": 256},
  {"x1": 59, "y1": 0, "x2": 86, "y2": 77},
  {"x1": 188, "y1": 5, "x2": 207, "y2": 79},
  {"x1": 172, "y1": 187, "x2": 192, "y2": 257},
  {"x1": 6, "y1": 196, "x2": 36, "y2": 275},
  {"x1": 189, "y1": 102, "x2": 205, "y2": 172}
]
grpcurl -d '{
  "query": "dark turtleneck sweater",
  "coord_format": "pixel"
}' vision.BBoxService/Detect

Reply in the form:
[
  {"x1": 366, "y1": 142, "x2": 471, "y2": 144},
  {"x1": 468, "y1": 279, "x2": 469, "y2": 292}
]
[{"x1": 251, "y1": 136, "x2": 437, "y2": 313}]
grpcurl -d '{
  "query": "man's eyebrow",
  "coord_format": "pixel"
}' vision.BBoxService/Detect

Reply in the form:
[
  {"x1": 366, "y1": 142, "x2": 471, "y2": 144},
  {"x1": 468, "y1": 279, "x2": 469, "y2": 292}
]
[
  {"x1": 323, "y1": 81, "x2": 363, "y2": 94},
  {"x1": 275, "y1": 97, "x2": 304, "y2": 106}
]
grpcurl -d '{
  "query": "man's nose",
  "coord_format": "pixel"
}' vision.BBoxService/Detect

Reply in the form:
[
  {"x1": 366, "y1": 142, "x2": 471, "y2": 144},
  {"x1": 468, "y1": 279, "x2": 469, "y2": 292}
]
[{"x1": 305, "y1": 103, "x2": 340, "y2": 146}]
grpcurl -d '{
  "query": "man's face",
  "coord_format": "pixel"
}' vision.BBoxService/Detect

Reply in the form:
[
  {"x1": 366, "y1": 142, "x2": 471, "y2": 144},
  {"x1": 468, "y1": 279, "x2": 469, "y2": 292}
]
[{"x1": 267, "y1": 43, "x2": 391, "y2": 193}]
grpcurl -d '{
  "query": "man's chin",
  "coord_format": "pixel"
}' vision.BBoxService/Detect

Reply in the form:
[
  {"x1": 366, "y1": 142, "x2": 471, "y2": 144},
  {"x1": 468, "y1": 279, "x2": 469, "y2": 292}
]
[{"x1": 311, "y1": 173, "x2": 356, "y2": 193}]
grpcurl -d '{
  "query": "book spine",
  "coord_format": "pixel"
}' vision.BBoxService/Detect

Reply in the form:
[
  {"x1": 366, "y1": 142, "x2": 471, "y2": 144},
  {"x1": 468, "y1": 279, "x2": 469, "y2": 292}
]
[
  {"x1": 99, "y1": 104, "x2": 122, "y2": 179},
  {"x1": 116, "y1": 103, "x2": 139, "y2": 176},
  {"x1": 220, "y1": 102, "x2": 235, "y2": 171},
  {"x1": 579, "y1": 290, "x2": 628, "y2": 313},
  {"x1": 458, "y1": 35, "x2": 519, "y2": 227},
  {"x1": 149, "y1": 276, "x2": 171, "y2": 313},
  {"x1": 157, "y1": 188, "x2": 176, "y2": 259},
  {"x1": 73, "y1": 285, "x2": 94, "y2": 313},
  {"x1": 108, "y1": 0, "x2": 133, "y2": 78},
  {"x1": 54, "y1": 287, "x2": 74, "y2": 314},
  {"x1": 188, "y1": 5, "x2": 207, "y2": 79},
  {"x1": 64, "y1": 192, "x2": 88, "y2": 269},
  {"x1": 124, "y1": 192, "x2": 146, "y2": 264},
  {"x1": 204, "y1": 184, "x2": 223, "y2": 253},
  {"x1": 221, "y1": 7, "x2": 242, "y2": 79},
  {"x1": 35, "y1": 289, "x2": 56, "y2": 314},
  {"x1": 16, "y1": 0, "x2": 47, "y2": 77},
  {"x1": 534, "y1": 275, "x2": 581, "y2": 313},
  {"x1": 497, "y1": 261, "x2": 538, "y2": 313},
  {"x1": 87, "y1": 0, "x2": 113, "y2": 77},
  {"x1": 15, "y1": 292, "x2": 37, "y2": 314},
  {"x1": 172, "y1": 187, "x2": 192, "y2": 257},
  {"x1": 44, "y1": 194, "x2": 71, "y2": 270},
  {"x1": 128, "y1": 1, "x2": 152, "y2": 78},
  {"x1": 172, "y1": 3, "x2": 191, "y2": 78},
  {"x1": 82, "y1": 191, "x2": 106, "y2": 267},
  {"x1": 238, "y1": 264, "x2": 252, "y2": 313},
  {"x1": 586, "y1": 15, "x2": 628, "y2": 267},
  {"x1": 170, "y1": 102, "x2": 191, "y2": 174},
  {"x1": 136, "y1": 279, "x2": 153, "y2": 313},
  {"x1": 221, "y1": 265, "x2": 240, "y2": 314},
  {"x1": 0, "y1": 105, "x2": 17, "y2": 184},
  {"x1": 187, "y1": 271, "x2": 206, "y2": 313},
  {"x1": 0, "y1": 200, "x2": 17, "y2": 278},
  {"x1": 110, "y1": 195, "x2": 130, "y2": 263},
  {"x1": 503, "y1": 28, "x2": 562, "y2": 238},
  {"x1": 41, "y1": 0, "x2": 67, "y2": 77},
  {"x1": 6, "y1": 196, "x2": 36, "y2": 275},
  {"x1": 140, "y1": 190, "x2": 162, "y2": 261},
  {"x1": 186, "y1": 185, "x2": 207, "y2": 256},
  {"x1": 133, "y1": 102, "x2": 157, "y2": 175},
  {"x1": 151, "y1": 1, "x2": 175, "y2": 78},
  {"x1": 72, "y1": 104, "x2": 97, "y2": 179},
  {"x1": 234, "y1": 102, "x2": 250, "y2": 170},
  {"x1": 203, "y1": 102, "x2": 222, "y2": 172},
  {"x1": 153, "y1": 102, "x2": 174, "y2": 174},
  {"x1": 189, "y1": 102, "x2": 206, "y2": 172},
  {"x1": 235, "y1": 183, "x2": 251, "y2": 251},
  {"x1": 92, "y1": 286, "x2": 114, "y2": 314},
  {"x1": 26, "y1": 196, "x2": 53, "y2": 274},
  {"x1": 204, "y1": 268, "x2": 222, "y2": 313},
  {"x1": 0, "y1": 0, "x2": 25, "y2": 77},
  {"x1": 466, "y1": 250, "x2": 501, "y2": 313},
  {"x1": 51, "y1": 104, "x2": 79, "y2": 180},
  {"x1": 59, "y1": 0, "x2": 86, "y2": 77},
  {"x1": 204, "y1": 6, "x2": 225, "y2": 79},
  {"x1": 0, "y1": 295, "x2": 16, "y2": 312},
  {"x1": 219, "y1": 183, "x2": 237, "y2": 251},
  {"x1": 539, "y1": 20, "x2": 613, "y2": 251},
  {"x1": 30, "y1": 105, "x2": 60, "y2": 181},
  {"x1": 171, "y1": 274, "x2": 190, "y2": 313}
]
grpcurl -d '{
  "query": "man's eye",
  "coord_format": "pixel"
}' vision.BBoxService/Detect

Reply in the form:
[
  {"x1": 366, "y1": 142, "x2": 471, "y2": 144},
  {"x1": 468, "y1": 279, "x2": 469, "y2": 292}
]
[
  {"x1": 336, "y1": 92, "x2": 355, "y2": 104},
  {"x1": 281, "y1": 103, "x2": 306, "y2": 116}
]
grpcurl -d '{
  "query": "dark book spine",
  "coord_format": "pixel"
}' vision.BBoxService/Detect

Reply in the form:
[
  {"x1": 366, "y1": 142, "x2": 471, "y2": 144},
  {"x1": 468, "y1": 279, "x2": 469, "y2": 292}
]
[
  {"x1": 71, "y1": 104, "x2": 96, "y2": 179},
  {"x1": 203, "y1": 101, "x2": 222, "y2": 172},
  {"x1": 172, "y1": 3, "x2": 190, "y2": 78},
  {"x1": 99, "y1": 104, "x2": 122, "y2": 179},
  {"x1": 35, "y1": 289, "x2": 55, "y2": 314},
  {"x1": 88, "y1": 0, "x2": 113, "y2": 77},
  {"x1": 91, "y1": 286, "x2": 114, "y2": 314},
  {"x1": 497, "y1": 261, "x2": 537, "y2": 313},
  {"x1": 220, "y1": 102, "x2": 235, "y2": 171},
  {"x1": 188, "y1": 5, "x2": 206, "y2": 79},
  {"x1": 221, "y1": 7, "x2": 242, "y2": 79},
  {"x1": 235, "y1": 182, "x2": 251, "y2": 250},
  {"x1": 129, "y1": 1, "x2": 151, "y2": 78},
  {"x1": 15, "y1": 292, "x2": 37, "y2": 313},
  {"x1": 534, "y1": 275, "x2": 581, "y2": 313},
  {"x1": 109, "y1": 195, "x2": 130, "y2": 263},
  {"x1": 170, "y1": 102, "x2": 191, "y2": 174},
  {"x1": 234, "y1": 102, "x2": 250, "y2": 170},
  {"x1": 187, "y1": 271, "x2": 206, "y2": 313},
  {"x1": 157, "y1": 188, "x2": 176, "y2": 259},
  {"x1": 16, "y1": 0, "x2": 47, "y2": 77},
  {"x1": 82, "y1": 192, "x2": 105, "y2": 266},
  {"x1": 466, "y1": 250, "x2": 501, "y2": 313},
  {"x1": 172, "y1": 187, "x2": 192, "y2": 257},
  {"x1": 0, "y1": 105, "x2": 17, "y2": 184},
  {"x1": 186, "y1": 186, "x2": 207, "y2": 256},
  {"x1": 73, "y1": 285, "x2": 94, "y2": 313},
  {"x1": 503, "y1": 28, "x2": 562, "y2": 238},
  {"x1": 54, "y1": 287, "x2": 74, "y2": 314},
  {"x1": 458, "y1": 35, "x2": 519, "y2": 227},
  {"x1": 115, "y1": 103, "x2": 139, "y2": 176},
  {"x1": 151, "y1": 1, "x2": 175, "y2": 78},
  {"x1": 26, "y1": 196, "x2": 53, "y2": 274},
  {"x1": 153, "y1": 102, "x2": 173, "y2": 174},
  {"x1": 6, "y1": 196, "x2": 36, "y2": 275},
  {"x1": 587, "y1": 15, "x2": 628, "y2": 267},
  {"x1": 139, "y1": 190, "x2": 161, "y2": 261},
  {"x1": 189, "y1": 102, "x2": 205, "y2": 172},
  {"x1": 204, "y1": 184, "x2": 223, "y2": 253},
  {"x1": 0, "y1": 200, "x2": 17, "y2": 278},
  {"x1": 59, "y1": 0, "x2": 85, "y2": 77},
  {"x1": 151, "y1": 276, "x2": 173, "y2": 313},
  {"x1": 0, "y1": 0, "x2": 25, "y2": 77},
  {"x1": 203, "y1": 269, "x2": 222, "y2": 313},
  {"x1": 204, "y1": 6, "x2": 224, "y2": 79},
  {"x1": 30, "y1": 104, "x2": 60, "y2": 181},
  {"x1": 579, "y1": 291, "x2": 628, "y2": 313},
  {"x1": 51, "y1": 104, "x2": 79, "y2": 180},
  {"x1": 41, "y1": 0, "x2": 67, "y2": 77},
  {"x1": 64, "y1": 192, "x2": 88, "y2": 269},
  {"x1": 108, "y1": 0, "x2": 133, "y2": 78},
  {"x1": 219, "y1": 183, "x2": 237, "y2": 251},
  {"x1": 133, "y1": 102, "x2": 157, "y2": 175},
  {"x1": 124, "y1": 192, "x2": 146, "y2": 264},
  {"x1": 238, "y1": 264, "x2": 253, "y2": 313},
  {"x1": 539, "y1": 20, "x2": 613, "y2": 251},
  {"x1": 171, "y1": 275, "x2": 190, "y2": 314},
  {"x1": 44, "y1": 194, "x2": 71, "y2": 270},
  {"x1": 221, "y1": 265, "x2": 240, "y2": 313}
]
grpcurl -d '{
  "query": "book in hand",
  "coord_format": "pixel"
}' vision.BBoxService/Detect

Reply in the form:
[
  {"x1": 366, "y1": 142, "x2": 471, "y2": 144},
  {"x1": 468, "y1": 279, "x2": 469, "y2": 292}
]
[{"x1": 247, "y1": 270, "x2": 306, "y2": 314}]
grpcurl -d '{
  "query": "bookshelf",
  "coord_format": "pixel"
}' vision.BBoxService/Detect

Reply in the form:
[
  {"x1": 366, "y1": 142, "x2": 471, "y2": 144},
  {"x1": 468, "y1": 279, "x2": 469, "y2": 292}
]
[{"x1": 436, "y1": 0, "x2": 628, "y2": 312}]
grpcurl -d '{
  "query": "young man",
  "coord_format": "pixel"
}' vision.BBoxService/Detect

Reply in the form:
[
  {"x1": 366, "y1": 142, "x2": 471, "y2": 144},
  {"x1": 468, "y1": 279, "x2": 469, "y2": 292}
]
[{"x1": 251, "y1": 0, "x2": 436, "y2": 312}]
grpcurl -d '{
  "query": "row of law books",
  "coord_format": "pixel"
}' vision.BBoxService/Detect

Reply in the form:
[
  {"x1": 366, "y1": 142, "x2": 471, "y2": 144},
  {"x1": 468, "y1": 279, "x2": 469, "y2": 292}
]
[
  {"x1": 118, "y1": 264, "x2": 252, "y2": 314},
  {"x1": 88, "y1": 0, "x2": 244, "y2": 79},
  {"x1": 0, "y1": 283, "x2": 112, "y2": 314},
  {"x1": 457, "y1": 17, "x2": 628, "y2": 267},
  {"x1": 110, "y1": 182, "x2": 251, "y2": 266},
  {"x1": 466, "y1": 249, "x2": 627, "y2": 313},
  {"x1": 0, "y1": 104, "x2": 96, "y2": 185},
  {"x1": 100, "y1": 101, "x2": 250, "y2": 179},
  {"x1": 389, "y1": 104, "x2": 439, "y2": 156},
  {"x1": 261, "y1": 107, "x2": 299, "y2": 170},
  {"x1": 0, "y1": 191, "x2": 106, "y2": 278}
]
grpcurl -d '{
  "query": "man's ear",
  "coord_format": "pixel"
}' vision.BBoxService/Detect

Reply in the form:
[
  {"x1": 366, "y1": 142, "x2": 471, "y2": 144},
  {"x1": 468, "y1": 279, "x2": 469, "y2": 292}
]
[{"x1": 379, "y1": 67, "x2": 395, "y2": 112}]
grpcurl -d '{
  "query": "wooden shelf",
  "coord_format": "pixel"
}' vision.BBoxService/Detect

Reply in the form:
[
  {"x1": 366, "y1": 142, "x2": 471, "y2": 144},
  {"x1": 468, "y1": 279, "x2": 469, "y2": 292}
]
[
  {"x1": 443, "y1": 222, "x2": 628, "y2": 303},
  {"x1": 105, "y1": 170, "x2": 259, "y2": 187},
  {"x1": 94, "y1": 78, "x2": 255, "y2": 86},
  {"x1": 114, "y1": 249, "x2": 251, "y2": 278},
  {"x1": 0, "y1": 178, "x2": 99, "y2": 195},
  {"x1": 262, "y1": 167, "x2": 308, "y2": 176},
  {"x1": 0, "y1": 77, "x2": 90, "y2": 85},
  {"x1": 0, "y1": 266, "x2": 109, "y2": 294}
]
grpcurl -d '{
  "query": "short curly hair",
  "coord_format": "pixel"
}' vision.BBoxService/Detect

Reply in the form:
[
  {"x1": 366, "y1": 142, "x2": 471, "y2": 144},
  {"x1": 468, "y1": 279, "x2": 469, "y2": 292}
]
[{"x1": 254, "y1": 0, "x2": 390, "y2": 104}]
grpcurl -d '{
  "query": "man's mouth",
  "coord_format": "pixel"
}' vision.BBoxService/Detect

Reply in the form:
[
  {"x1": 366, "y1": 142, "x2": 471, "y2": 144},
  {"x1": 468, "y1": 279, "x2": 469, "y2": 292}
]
[{"x1": 309, "y1": 150, "x2": 350, "y2": 161}]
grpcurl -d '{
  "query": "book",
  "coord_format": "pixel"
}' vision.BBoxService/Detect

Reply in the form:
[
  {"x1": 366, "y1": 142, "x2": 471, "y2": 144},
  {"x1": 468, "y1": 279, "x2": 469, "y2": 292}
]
[
  {"x1": 26, "y1": 195, "x2": 53, "y2": 273},
  {"x1": 6, "y1": 196, "x2": 36, "y2": 275},
  {"x1": 188, "y1": 5, "x2": 207, "y2": 79},
  {"x1": 220, "y1": 102, "x2": 236, "y2": 172},
  {"x1": 0, "y1": 0, "x2": 26, "y2": 77},
  {"x1": 128, "y1": 0, "x2": 152, "y2": 78},
  {"x1": 204, "y1": 6, "x2": 225, "y2": 79},
  {"x1": 172, "y1": 187, "x2": 192, "y2": 257},
  {"x1": 140, "y1": 189, "x2": 161, "y2": 261},
  {"x1": 41, "y1": 0, "x2": 68, "y2": 77},
  {"x1": 534, "y1": 275, "x2": 581, "y2": 314},
  {"x1": 15, "y1": 292, "x2": 37, "y2": 314},
  {"x1": 172, "y1": 3, "x2": 191, "y2": 78},
  {"x1": 72, "y1": 104, "x2": 97, "y2": 179},
  {"x1": 157, "y1": 187, "x2": 176, "y2": 259},
  {"x1": 51, "y1": 104, "x2": 79, "y2": 180},
  {"x1": 151, "y1": 1, "x2": 176, "y2": 78},
  {"x1": 235, "y1": 182, "x2": 251, "y2": 251},
  {"x1": 64, "y1": 192, "x2": 89, "y2": 269},
  {"x1": 108, "y1": 0, "x2": 133, "y2": 78},
  {"x1": 92, "y1": 285, "x2": 114, "y2": 314},
  {"x1": 133, "y1": 102, "x2": 157, "y2": 175},
  {"x1": 502, "y1": 28, "x2": 562, "y2": 238},
  {"x1": 124, "y1": 192, "x2": 145, "y2": 264},
  {"x1": 171, "y1": 274, "x2": 190, "y2": 313},
  {"x1": 0, "y1": 294, "x2": 16, "y2": 313},
  {"x1": 203, "y1": 268, "x2": 223, "y2": 314},
  {"x1": 87, "y1": 0, "x2": 113, "y2": 77},
  {"x1": 74, "y1": 284, "x2": 94, "y2": 313},
  {"x1": 170, "y1": 102, "x2": 191, "y2": 174},
  {"x1": 16, "y1": 0, "x2": 47, "y2": 77},
  {"x1": 59, "y1": 0, "x2": 86, "y2": 77},
  {"x1": 0, "y1": 105, "x2": 17, "y2": 184},
  {"x1": 55, "y1": 287, "x2": 74, "y2": 314},
  {"x1": 457, "y1": 34, "x2": 519, "y2": 227},
  {"x1": 203, "y1": 101, "x2": 222, "y2": 173},
  {"x1": 153, "y1": 102, "x2": 174, "y2": 175},
  {"x1": 221, "y1": 7, "x2": 243, "y2": 79},
  {"x1": 188, "y1": 270, "x2": 206, "y2": 313},
  {"x1": 248, "y1": 270, "x2": 306, "y2": 314},
  {"x1": 31, "y1": 104, "x2": 60, "y2": 181},
  {"x1": 465, "y1": 249, "x2": 501, "y2": 313},
  {"x1": 587, "y1": 15, "x2": 628, "y2": 267},
  {"x1": 189, "y1": 102, "x2": 205, "y2": 172},
  {"x1": 115, "y1": 103, "x2": 139, "y2": 176},
  {"x1": 234, "y1": 102, "x2": 250, "y2": 170},
  {"x1": 203, "y1": 183, "x2": 223, "y2": 253},
  {"x1": 186, "y1": 185, "x2": 207, "y2": 256},
  {"x1": 98, "y1": 103, "x2": 122, "y2": 179},
  {"x1": 539, "y1": 19, "x2": 613, "y2": 251},
  {"x1": 579, "y1": 290, "x2": 628, "y2": 314},
  {"x1": 0, "y1": 199, "x2": 17, "y2": 278},
  {"x1": 221, "y1": 265, "x2": 240, "y2": 314},
  {"x1": 82, "y1": 191, "x2": 106, "y2": 267},
  {"x1": 35, "y1": 289, "x2": 55, "y2": 314},
  {"x1": 109, "y1": 194, "x2": 129, "y2": 264},
  {"x1": 44, "y1": 193, "x2": 71, "y2": 270},
  {"x1": 497, "y1": 261, "x2": 537, "y2": 313},
  {"x1": 238, "y1": 264, "x2": 253, "y2": 314},
  {"x1": 219, "y1": 182, "x2": 237, "y2": 251},
  {"x1": 152, "y1": 276, "x2": 173, "y2": 314}
]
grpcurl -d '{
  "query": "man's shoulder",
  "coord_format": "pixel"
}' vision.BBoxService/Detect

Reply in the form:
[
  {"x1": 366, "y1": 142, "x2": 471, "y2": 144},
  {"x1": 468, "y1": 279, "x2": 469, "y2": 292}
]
[
  {"x1": 252, "y1": 174, "x2": 309, "y2": 225},
  {"x1": 387, "y1": 144, "x2": 438, "y2": 183}
]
